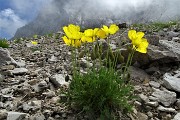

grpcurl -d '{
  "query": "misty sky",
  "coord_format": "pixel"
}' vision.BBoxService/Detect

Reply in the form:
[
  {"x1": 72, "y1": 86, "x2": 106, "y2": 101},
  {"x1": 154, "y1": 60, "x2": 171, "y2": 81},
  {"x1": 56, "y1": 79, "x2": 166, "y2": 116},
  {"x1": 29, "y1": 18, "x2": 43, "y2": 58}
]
[
  {"x1": 0, "y1": 0, "x2": 180, "y2": 39},
  {"x1": 0, "y1": 0, "x2": 52, "y2": 39}
]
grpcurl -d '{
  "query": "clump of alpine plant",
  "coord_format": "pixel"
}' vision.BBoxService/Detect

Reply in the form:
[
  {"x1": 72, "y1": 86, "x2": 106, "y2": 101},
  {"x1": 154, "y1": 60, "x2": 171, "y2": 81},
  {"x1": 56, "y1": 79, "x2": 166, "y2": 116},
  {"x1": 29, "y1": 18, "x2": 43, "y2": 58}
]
[{"x1": 60, "y1": 23, "x2": 149, "y2": 119}]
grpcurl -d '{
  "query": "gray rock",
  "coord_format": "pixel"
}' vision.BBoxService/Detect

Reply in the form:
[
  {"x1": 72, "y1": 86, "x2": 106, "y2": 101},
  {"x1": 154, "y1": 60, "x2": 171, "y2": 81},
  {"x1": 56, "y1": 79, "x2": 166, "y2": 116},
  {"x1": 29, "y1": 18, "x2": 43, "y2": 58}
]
[
  {"x1": 163, "y1": 114, "x2": 172, "y2": 120},
  {"x1": 167, "y1": 31, "x2": 180, "y2": 37},
  {"x1": 31, "y1": 100, "x2": 41, "y2": 108},
  {"x1": 163, "y1": 71, "x2": 180, "y2": 92},
  {"x1": 137, "y1": 112, "x2": 148, "y2": 120},
  {"x1": 148, "y1": 44, "x2": 179, "y2": 62},
  {"x1": 146, "y1": 35, "x2": 160, "y2": 46},
  {"x1": 50, "y1": 97, "x2": 60, "y2": 104},
  {"x1": 173, "y1": 113, "x2": 180, "y2": 120},
  {"x1": 42, "y1": 90, "x2": 56, "y2": 98},
  {"x1": 10, "y1": 68, "x2": 28, "y2": 75},
  {"x1": 149, "y1": 81, "x2": 160, "y2": 88},
  {"x1": 0, "y1": 48, "x2": 17, "y2": 67},
  {"x1": 145, "y1": 67, "x2": 159, "y2": 75},
  {"x1": 128, "y1": 43, "x2": 180, "y2": 66},
  {"x1": 134, "y1": 101, "x2": 142, "y2": 107},
  {"x1": 50, "y1": 74, "x2": 69, "y2": 88},
  {"x1": 1, "y1": 88, "x2": 13, "y2": 94},
  {"x1": 30, "y1": 113, "x2": 45, "y2": 120},
  {"x1": 134, "y1": 85, "x2": 142, "y2": 93},
  {"x1": 47, "y1": 117, "x2": 55, "y2": 120},
  {"x1": 0, "y1": 110, "x2": 7, "y2": 120},
  {"x1": 129, "y1": 66, "x2": 150, "y2": 83},
  {"x1": 139, "y1": 94, "x2": 149, "y2": 103},
  {"x1": 15, "y1": 60, "x2": 26, "y2": 67},
  {"x1": 175, "y1": 99, "x2": 180, "y2": 109},
  {"x1": 147, "y1": 111, "x2": 153, "y2": 118},
  {"x1": 172, "y1": 37, "x2": 180, "y2": 42},
  {"x1": 7, "y1": 112, "x2": 26, "y2": 120},
  {"x1": 26, "y1": 43, "x2": 37, "y2": 47},
  {"x1": 152, "y1": 88, "x2": 176, "y2": 107},
  {"x1": 159, "y1": 39, "x2": 180, "y2": 55},
  {"x1": 109, "y1": 43, "x2": 117, "y2": 50},
  {"x1": 38, "y1": 80, "x2": 48, "y2": 89},
  {"x1": 1, "y1": 65, "x2": 15, "y2": 71},
  {"x1": 0, "y1": 74, "x2": 4, "y2": 82},
  {"x1": 157, "y1": 105, "x2": 176, "y2": 113},
  {"x1": 23, "y1": 100, "x2": 41, "y2": 112},
  {"x1": 0, "y1": 102, "x2": 4, "y2": 108},
  {"x1": 146, "y1": 101, "x2": 159, "y2": 107},
  {"x1": 22, "y1": 103, "x2": 34, "y2": 112},
  {"x1": 148, "y1": 96, "x2": 159, "y2": 101},
  {"x1": 79, "y1": 58, "x2": 93, "y2": 68},
  {"x1": 48, "y1": 55, "x2": 57, "y2": 63}
]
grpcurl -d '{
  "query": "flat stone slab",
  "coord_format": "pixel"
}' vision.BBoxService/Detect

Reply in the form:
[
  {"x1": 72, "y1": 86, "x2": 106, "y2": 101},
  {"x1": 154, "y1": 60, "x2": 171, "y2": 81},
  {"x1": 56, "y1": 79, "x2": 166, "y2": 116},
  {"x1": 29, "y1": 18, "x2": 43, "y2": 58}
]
[
  {"x1": 163, "y1": 70, "x2": 180, "y2": 92},
  {"x1": 152, "y1": 88, "x2": 176, "y2": 107},
  {"x1": 7, "y1": 112, "x2": 26, "y2": 120},
  {"x1": 10, "y1": 68, "x2": 28, "y2": 75},
  {"x1": 159, "y1": 39, "x2": 180, "y2": 55}
]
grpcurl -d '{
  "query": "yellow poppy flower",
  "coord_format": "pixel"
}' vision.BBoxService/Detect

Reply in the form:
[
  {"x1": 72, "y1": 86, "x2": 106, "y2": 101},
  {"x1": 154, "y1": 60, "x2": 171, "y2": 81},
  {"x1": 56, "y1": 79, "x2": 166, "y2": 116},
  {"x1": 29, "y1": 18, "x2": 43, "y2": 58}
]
[
  {"x1": 109, "y1": 24, "x2": 119, "y2": 34},
  {"x1": 63, "y1": 24, "x2": 82, "y2": 40},
  {"x1": 128, "y1": 30, "x2": 144, "y2": 44},
  {"x1": 102, "y1": 24, "x2": 119, "y2": 35},
  {"x1": 31, "y1": 41, "x2": 38, "y2": 45},
  {"x1": 128, "y1": 30, "x2": 149, "y2": 53},
  {"x1": 81, "y1": 28, "x2": 98, "y2": 42}
]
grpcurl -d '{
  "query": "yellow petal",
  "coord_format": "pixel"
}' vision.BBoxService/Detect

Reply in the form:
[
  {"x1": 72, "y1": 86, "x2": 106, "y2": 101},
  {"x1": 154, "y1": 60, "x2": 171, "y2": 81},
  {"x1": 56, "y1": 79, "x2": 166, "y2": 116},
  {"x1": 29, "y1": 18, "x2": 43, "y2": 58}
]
[
  {"x1": 102, "y1": 25, "x2": 109, "y2": 35},
  {"x1": 141, "y1": 38, "x2": 149, "y2": 48},
  {"x1": 62, "y1": 36, "x2": 71, "y2": 46},
  {"x1": 132, "y1": 38, "x2": 141, "y2": 46},
  {"x1": 68, "y1": 24, "x2": 80, "y2": 32},
  {"x1": 73, "y1": 40, "x2": 81, "y2": 48},
  {"x1": 81, "y1": 36, "x2": 92, "y2": 42},
  {"x1": 136, "y1": 47, "x2": 147, "y2": 53},
  {"x1": 128, "y1": 30, "x2": 136, "y2": 40},
  {"x1": 73, "y1": 32, "x2": 82, "y2": 39},
  {"x1": 63, "y1": 26, "x2": 73, "y2": 39},
  {"x1": 96, "y1": 29, "x2": 107, "y2": 39},
  {"x1": 84, "y1": 29, "x2": 94, "y2": 37},
  {"x1": 109, "y1": 24, "x2": 119, "y2": 34},
  {"x1": 93, "y1": 28, "x2": 99, "y2": 35},
  {"x1": 63, "y1": 24, "x2": 82, "y2": 39},
  {"x1": 136, "y1": 38, "x2": 149, "y2": 53},
  {"x1": 31, "y1": 41, "x2": 38, "y2": 45},
  {"x1": 136, "y1": 32, "x2": 145, "y2": 39},
  {"x1": 81, "y1": 36, "x2": 87, "y2": 43}
]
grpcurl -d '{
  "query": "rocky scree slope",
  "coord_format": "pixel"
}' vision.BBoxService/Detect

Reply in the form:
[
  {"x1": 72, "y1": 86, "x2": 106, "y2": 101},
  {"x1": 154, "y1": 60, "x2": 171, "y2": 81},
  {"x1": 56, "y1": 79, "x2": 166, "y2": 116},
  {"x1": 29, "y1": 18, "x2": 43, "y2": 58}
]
[{"x1": 0, "y1": 23, "x2": 180, "y2": 120}]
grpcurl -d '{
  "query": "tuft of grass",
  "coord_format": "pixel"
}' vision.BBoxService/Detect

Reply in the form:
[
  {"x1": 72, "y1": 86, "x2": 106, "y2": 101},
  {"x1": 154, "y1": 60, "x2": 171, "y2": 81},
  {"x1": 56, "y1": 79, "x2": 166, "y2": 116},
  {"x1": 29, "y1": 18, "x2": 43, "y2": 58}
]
[
  {"x1": 46, "y1": 33, "x2": 53, "y2": 38},
  {"x1": 65, "y1": 67, "x2": 134, "y2": 119},
  {"x1": 0, "y1": 38, "x2": 9, "y2": 48},
  {"x1": 14, "y1": 37, "x2": 24, "y2": 43},
  {"x1": 132, "y1": 21, "x2": 178, "y2": 32},
  {"x1": 33, "y1": 34, "x2": 38, "y2": 39}
]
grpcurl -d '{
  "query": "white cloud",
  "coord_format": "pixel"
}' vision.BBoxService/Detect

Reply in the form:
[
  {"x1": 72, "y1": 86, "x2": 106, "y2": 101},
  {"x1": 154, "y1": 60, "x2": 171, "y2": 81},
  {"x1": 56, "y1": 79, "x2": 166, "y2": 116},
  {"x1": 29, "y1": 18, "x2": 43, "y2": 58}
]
[
  {"x1": 0, "y1": 0, "x2": 52, "y2": 38},
  {"x1": 10, "y1": 0, "x2": 53, "y2": 17},
  {"x1": 0, "y1": 8, "x2": 27, "y2": 37}
]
